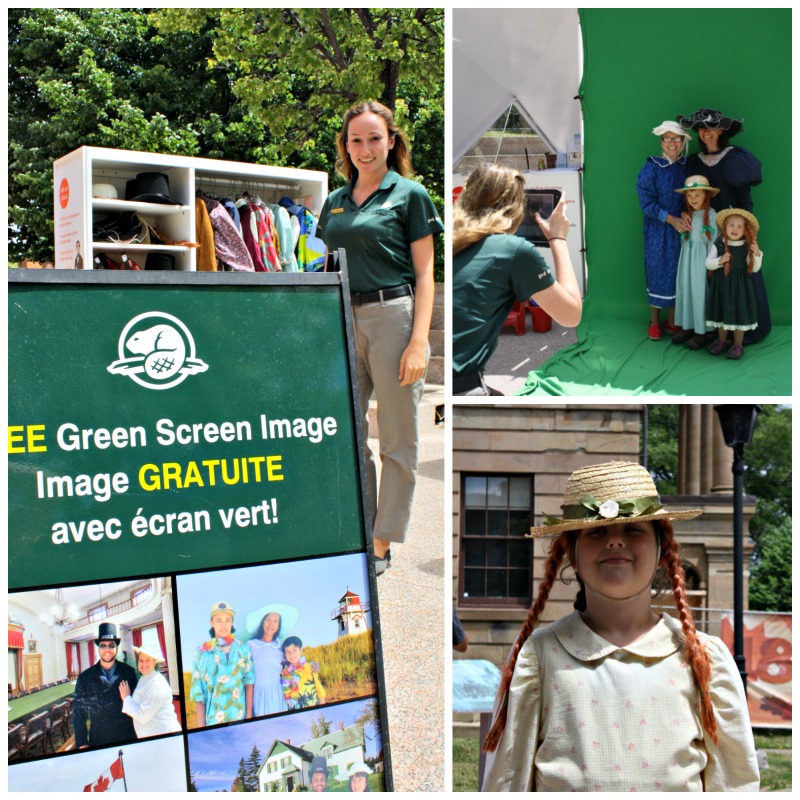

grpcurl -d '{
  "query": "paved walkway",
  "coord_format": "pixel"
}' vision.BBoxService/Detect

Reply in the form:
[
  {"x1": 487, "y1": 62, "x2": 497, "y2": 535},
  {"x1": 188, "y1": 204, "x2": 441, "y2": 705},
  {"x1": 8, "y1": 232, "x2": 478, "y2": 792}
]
[
  {"x1": 370, "y1": 386, "x2": 444, "y2": 792},
  {"x1": 484, "y1": 319, "x2": 577, "y2": 395}
]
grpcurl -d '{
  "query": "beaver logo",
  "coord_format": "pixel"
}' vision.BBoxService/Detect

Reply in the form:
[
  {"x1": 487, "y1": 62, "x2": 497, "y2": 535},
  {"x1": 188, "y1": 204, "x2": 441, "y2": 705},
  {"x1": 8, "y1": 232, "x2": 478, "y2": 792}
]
[{"x1": 108, "y1": 312, "x2": 208, "y2": 390}]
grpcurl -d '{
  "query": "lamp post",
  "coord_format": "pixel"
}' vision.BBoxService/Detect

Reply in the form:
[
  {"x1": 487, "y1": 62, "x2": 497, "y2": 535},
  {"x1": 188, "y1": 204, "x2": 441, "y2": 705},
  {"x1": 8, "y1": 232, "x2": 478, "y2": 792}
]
[{"x1": 713, "y1": 404, "x2": 761, "y2": 693}]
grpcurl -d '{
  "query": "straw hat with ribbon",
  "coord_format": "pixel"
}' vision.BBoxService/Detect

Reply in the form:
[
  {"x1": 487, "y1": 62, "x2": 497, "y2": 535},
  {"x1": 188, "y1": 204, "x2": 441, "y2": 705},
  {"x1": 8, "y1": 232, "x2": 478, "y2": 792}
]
[
  {"x1": 527, "y1": 462, "x2": 702, "y2": 538},
  {"x1": 715, "y1": 208, "x2": 760, "y2": 237},
  {"x1": 675, "y1": 175, "x2": 720, "y2": 196}
]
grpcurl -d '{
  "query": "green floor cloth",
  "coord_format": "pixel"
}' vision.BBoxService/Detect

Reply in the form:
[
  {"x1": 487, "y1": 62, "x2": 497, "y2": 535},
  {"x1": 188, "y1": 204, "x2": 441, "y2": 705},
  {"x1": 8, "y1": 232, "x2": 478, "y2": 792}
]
[{"x1": 516, "y1": 313, "x2": 791, "y2": 397}]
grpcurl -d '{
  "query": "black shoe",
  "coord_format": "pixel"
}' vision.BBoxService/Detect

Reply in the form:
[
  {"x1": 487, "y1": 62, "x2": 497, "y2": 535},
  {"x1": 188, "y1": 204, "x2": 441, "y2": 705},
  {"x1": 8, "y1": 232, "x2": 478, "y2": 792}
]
[
  {"x1": 672, "y1": 329, "x2": 694, "y2": 345},
  {"x1": 684, "y1": 334, "x2": 707, "y2": 350},
  {"x1": 373, "y1": 554, "x2": 388, "y2": 576}
]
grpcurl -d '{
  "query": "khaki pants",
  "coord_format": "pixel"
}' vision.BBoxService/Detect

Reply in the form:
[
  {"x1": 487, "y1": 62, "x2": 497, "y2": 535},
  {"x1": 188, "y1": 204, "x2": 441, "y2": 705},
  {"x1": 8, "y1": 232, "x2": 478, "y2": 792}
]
[{"x1": 353, "y1": 295, "x2": 427, "y2": 544}]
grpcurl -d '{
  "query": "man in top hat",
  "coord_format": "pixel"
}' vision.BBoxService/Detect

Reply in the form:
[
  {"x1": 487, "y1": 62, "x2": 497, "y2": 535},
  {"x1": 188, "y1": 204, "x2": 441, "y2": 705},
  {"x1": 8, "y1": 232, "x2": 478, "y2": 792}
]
[{"x1": 72, "y1": 622, "x2": 138, "y2": 749}]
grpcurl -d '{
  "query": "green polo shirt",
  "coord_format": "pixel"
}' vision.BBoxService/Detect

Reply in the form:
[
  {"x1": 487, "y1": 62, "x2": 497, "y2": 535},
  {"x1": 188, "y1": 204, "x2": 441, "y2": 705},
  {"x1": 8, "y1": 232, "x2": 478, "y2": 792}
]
[
  {"x1": 318, "y1": 169, "x2": 443, "y2": 293},
  {"x1": 453, "y1": 234, "x2": 554, "y2": 376}
]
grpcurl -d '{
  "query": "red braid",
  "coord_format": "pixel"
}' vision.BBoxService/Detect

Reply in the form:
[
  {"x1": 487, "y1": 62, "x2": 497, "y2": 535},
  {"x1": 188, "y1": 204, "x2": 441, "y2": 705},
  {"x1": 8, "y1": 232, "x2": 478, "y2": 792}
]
[
  {"x1": 722, "y1": 236, "x2": 732, "y2": 277},
  {"x1": 745, "y1": 223, "x2": 757, "y2": 274},
  {"x1": 661, "y1": 521, "x2": 718, "y2": 744},
  {"x1": 482, "y1": 533, "x2": 570, "y2": 753}
]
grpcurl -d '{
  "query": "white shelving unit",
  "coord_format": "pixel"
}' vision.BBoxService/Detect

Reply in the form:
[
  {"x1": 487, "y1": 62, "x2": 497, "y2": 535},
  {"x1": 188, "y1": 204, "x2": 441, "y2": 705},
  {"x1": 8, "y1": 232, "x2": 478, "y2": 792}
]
[{"x1": 53, "y1": 146, "x2": 328, "y2": 271}]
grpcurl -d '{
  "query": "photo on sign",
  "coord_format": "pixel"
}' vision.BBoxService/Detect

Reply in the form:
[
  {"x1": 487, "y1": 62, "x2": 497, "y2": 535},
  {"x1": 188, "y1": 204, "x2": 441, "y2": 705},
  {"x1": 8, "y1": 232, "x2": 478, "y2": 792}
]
[
  {"x1": 9, "y1": 576, "x2": 182, "y2": 764},
  {"x1": 176, "y1": 553, "x2": 377, "y2": 731},
  {"x1": 8, "y1": 736, "x2": 188, "y2": 792},
  {"x1": 186, "y1": 696, "x2": 385, "y2": 792}
]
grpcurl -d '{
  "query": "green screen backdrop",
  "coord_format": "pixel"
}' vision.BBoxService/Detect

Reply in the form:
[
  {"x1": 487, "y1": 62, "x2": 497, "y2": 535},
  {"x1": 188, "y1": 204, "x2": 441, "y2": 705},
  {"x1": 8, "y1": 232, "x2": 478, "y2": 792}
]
[
  {"x1": 580, "y1": 7, "x2": 790, "y2": 321},
  {"x1": 517, "y1": 8, "x2": 791, "y2": 396}
]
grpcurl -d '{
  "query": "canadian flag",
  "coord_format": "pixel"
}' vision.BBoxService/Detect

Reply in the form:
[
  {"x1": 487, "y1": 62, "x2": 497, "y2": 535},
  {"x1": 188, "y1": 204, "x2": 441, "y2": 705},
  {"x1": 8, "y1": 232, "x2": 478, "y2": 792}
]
[{"x1": 84, "y1": 757, "x2": 124, "y2": 792}]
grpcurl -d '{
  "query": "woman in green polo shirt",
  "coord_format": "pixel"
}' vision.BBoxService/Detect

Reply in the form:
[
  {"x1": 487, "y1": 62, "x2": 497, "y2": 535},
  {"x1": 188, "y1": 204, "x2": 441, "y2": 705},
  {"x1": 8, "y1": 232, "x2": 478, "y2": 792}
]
[
  {"x1": 452, "y1": 164, "x2": 582, "y2": 395},
  {"x1": 318, "y1": 101, "x2": 444, "y2": 575}
]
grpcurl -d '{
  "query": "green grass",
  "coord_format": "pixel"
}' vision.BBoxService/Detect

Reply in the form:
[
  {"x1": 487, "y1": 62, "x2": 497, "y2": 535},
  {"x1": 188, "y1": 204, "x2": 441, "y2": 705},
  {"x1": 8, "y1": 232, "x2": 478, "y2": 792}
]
[
  {"x1": 452, "y1": 737, "x2": 480, "y2": 793},
  {"x1": 759, "y1": 751, "x2": 792, "y2": 792}
]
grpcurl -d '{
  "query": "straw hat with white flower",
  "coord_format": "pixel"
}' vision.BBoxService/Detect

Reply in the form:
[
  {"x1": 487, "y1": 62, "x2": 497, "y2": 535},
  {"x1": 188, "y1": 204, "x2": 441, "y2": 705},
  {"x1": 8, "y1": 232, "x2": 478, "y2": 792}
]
[{"x1": 527, "y1": 461, "x2": 702, "y2": 538}]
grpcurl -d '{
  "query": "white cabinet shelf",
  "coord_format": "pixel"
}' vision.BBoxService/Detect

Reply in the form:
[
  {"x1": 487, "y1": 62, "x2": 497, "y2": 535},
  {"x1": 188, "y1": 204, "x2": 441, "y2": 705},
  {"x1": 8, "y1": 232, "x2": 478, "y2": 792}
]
[{"x1": 54, "y1": 146, "x2": 328, "y2": 271}]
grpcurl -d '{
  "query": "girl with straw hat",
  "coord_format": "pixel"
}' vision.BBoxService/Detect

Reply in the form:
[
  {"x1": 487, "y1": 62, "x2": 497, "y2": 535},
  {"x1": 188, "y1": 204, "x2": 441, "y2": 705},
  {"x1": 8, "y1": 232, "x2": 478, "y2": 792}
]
[
  {"x1": 672, "y1": 175, "x2": 720, "y2": 350},
  {"x1": 705, "y1": 209, "x2": 762, "y2": 360},
  {"x1": 482, "y1": 461, "x2": 759, "y2": 791}
]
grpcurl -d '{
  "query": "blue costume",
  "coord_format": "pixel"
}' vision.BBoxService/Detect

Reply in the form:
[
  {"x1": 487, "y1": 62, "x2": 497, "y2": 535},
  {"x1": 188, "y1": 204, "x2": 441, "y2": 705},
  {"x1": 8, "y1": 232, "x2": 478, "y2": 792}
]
[
  {"x1": 674, "y1": 209, "x2": 717, "y2": 334},
  {"x1": 247, "y1": 638, "x2": 288, "y2": 717},
  {"x1": 636, "y1": 156, "x2": 686, "y2": 307}
]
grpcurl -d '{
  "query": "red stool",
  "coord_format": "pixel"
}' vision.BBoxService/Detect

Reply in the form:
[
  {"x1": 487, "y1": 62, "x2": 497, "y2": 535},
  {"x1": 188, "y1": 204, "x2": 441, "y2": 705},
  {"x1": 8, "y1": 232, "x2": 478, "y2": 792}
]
[
  {"x1": 503, "y1": 301, "x2": 527, "y2": 335},
  {"x1": 527, "y1": 300, "x2": 552, "y2": 333}
]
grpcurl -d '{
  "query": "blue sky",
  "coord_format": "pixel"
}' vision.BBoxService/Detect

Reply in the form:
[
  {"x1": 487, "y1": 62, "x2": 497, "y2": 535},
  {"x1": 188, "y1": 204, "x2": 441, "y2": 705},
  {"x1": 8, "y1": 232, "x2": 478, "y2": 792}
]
[
  {"x1": 175, "y1": 553, "x2": 372, "y2": 664},
  {"x1": 8, "y1": 737, "x2": 187, "y2": 792},
  {"x1": 187, "y1": 698, "x2": 382, "y2": 792}
]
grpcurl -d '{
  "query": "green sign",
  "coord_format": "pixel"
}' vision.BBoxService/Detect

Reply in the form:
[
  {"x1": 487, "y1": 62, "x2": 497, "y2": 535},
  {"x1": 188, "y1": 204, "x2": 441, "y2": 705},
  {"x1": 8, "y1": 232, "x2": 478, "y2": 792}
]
[
  {"x1": 9, "y1": 272, "x2": 364, "y2": 588},
  {"x1": 8, "y1": 270, "x2": 393, "y2": 793}
]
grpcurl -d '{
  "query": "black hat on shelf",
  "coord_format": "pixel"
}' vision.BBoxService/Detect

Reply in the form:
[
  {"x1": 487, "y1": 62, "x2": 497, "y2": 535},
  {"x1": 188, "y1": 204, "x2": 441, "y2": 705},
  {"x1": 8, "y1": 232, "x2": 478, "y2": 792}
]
[
  {"x1": 145, "y1": 253, "x2": 176, "y2": 271},
  {"x1": 125, "y1": 172, "x2": 181, "y2": 205}
]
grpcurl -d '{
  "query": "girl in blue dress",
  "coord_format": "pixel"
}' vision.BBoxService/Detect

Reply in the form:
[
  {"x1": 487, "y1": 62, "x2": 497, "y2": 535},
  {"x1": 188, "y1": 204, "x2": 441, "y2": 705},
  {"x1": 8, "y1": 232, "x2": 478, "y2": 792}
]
[{"x1": 672, "y1": 175, "x2": 718, "y2": 349}]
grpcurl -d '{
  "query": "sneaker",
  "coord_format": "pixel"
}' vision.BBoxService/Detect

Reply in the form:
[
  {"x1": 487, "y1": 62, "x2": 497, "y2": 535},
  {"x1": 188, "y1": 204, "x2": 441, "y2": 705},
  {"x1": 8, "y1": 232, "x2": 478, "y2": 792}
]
[
  {"x1": 708, "y1": 339, "x2": 729, "y2": 355},
  {"x1": 726, "y1": 345, "x2": 744, "y2": 360},
  {"x1": 648, "y1": 323, "x2": 662, "y2": 341}
]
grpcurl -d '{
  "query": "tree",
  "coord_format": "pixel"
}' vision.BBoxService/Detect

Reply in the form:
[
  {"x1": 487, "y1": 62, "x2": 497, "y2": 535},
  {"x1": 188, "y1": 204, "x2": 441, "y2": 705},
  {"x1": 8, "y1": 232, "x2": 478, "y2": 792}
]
[
  {"x1": 310, "y1": 711, "x2": 333, "y2": 739},
  {"x1": 644, "y1": 404, "x2": 791, "y2": 610},
  {"x1": 8, "y1": 8, "x2": 231, "y2": 261},
  {"x1": 231, "y1": 758, "x2": 247, "y2": 792},
  {"x1": 151, "y1": 9, "x2": 443, "y2": 162},
  {"x1": 644, "y1": 405, "x2": 679, "y2": 494},
  {"x1": 244, "y1": 745, "x2": 262, "y2": 792},
  {"x1": 747, "y1": 514, "x2": 791, "y2": 611}
]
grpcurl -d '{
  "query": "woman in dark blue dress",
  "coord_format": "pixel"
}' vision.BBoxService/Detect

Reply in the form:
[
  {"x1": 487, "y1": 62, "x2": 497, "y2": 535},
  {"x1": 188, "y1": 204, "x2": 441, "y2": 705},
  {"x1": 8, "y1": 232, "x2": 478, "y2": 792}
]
[{"x1": 677, "y1": 108, "x2": 769, "y2": 343}]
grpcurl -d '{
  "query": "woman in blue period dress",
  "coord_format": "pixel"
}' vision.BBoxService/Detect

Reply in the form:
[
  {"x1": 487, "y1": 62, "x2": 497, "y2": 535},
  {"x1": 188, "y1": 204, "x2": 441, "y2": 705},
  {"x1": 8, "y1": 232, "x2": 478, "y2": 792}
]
[
  {"x1": 636, "y1": 121, "x2": 693, "y2": 340},
  {"x1": 317, "y1": 101, "x2": 443, "y2": 575},
  {"x1": 677, "y1": 108, "x2": 768, "y2": 343},
  {"x1": 246, "y1": 604, "x2": 298, "y2": 717},
  {"x1": 189, "y1": 601, "x2": 254, "y2": 728}
]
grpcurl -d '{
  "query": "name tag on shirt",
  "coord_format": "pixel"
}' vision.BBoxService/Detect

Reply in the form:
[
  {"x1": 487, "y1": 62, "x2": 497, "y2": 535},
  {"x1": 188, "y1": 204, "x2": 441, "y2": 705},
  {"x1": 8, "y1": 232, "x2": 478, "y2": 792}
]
[{"x1": 331, "y1": 208, "x2": 344, "y2": 214}]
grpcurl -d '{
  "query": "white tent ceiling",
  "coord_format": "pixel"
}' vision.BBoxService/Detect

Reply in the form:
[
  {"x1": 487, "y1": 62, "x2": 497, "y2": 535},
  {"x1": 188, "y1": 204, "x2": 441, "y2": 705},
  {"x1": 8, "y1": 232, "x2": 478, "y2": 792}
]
[{"x1": 452, "y1": 9, "x2": 581, "y2": 164}]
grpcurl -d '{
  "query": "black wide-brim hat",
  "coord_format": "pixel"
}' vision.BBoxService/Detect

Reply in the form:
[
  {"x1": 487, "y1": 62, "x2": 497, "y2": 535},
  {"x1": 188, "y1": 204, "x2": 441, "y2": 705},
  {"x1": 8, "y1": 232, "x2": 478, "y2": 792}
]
[
  {"x1": 96, "y1": 622, "x2": 121, "y2": 645},
  {"x1": 676, "y1": 108, "x2": 743, "y2": 138},
  {"x1": 125, "y1": 172, "x2": 181, "y2": 205}
]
